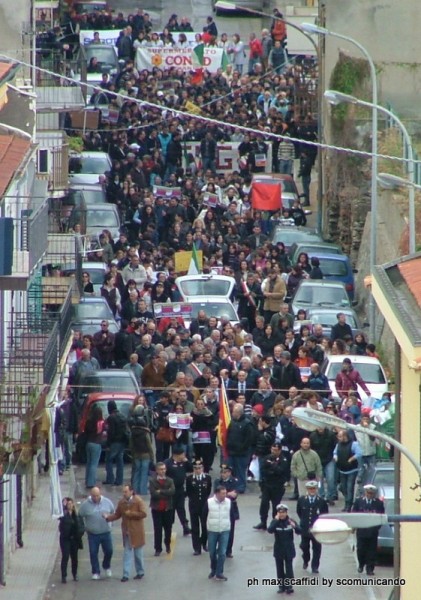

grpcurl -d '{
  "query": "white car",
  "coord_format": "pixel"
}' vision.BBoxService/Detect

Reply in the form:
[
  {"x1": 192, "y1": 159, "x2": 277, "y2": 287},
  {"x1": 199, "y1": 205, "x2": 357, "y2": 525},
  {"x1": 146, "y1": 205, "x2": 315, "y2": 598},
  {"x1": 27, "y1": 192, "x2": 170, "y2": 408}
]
[
  {"x1": 321, "y1": 355, "x2": 389, "y2": 404},
  {"x1": 175, "y1": 274, "x2": 235, "y2": 301},
  {"x1": 69, "y1": 151, "x2": 112, "y2": 185}
]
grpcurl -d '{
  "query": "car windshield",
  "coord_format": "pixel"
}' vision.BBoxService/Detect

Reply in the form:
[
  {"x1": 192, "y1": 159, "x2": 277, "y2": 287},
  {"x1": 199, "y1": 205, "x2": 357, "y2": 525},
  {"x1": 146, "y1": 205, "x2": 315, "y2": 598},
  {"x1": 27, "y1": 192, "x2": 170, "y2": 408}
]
[
  {"x1": 69, "y1": 189, "x2": 106, "y2": 204},
  {"x1": 272, "y1": 229, "x2": 321, "y2": 247},
  {"x1": 86, "y1": 269, "x2": 106, "y2": 284},
  {"x1": 327, "y1": 362, "x2": 386, "y2": 384},
  {"x1": 81, "y1": 374, "x2": 138, "y2": 395},
  {"x1": 72, "y1": 303, "x2": 113, "y2": 320},
  {"x1": 294, "y1": 285, "x2": 350, "y2": 307},
  {"x1": 318, "y1": 258, "x2": 348, "y2": 277},
  {"x1": 72, "y1": 321, "x2": 119, "y2": 335},
  {"x1": 190, "y1": 302, "x2": 237, "y2": 321},
  {"x1": 372, "y1": 468, "x2": 394, "y2": 487},
  {"x1": 86, "y1": 47, "x2": 117, "y2": 67},
  {"x1": 77, "y1": 157, "x2": 110, "y2": 174},
  {"x1": 293, "y1": 245, "x2": 342, "y2": 258},
  {"x1": 310, "y1": 312, "x2": 358, "y2": 328},
  {"x1": 86, "y1": 209, "x2": 119, "y2": 227},
  {"x1": 75, "y1": 3, "x2": 107, "y2": 14},
  {"x1": 179, "y1": 279, "x2": 232, "y2": 297}
]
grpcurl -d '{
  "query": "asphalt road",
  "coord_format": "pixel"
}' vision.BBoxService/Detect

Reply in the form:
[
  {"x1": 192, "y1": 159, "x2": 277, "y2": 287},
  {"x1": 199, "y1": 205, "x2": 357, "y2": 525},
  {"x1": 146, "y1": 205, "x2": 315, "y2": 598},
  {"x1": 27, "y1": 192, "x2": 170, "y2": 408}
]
[{"x1": 43, "y1": 462, "x2": 393, "y2": 600}]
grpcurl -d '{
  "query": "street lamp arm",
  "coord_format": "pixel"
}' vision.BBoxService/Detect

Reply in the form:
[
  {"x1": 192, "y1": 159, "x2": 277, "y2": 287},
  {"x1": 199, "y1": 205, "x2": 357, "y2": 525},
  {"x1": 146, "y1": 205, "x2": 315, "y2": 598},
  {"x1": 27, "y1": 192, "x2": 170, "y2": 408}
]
[{"x1": 292, "y1": 407, "x2": 421, "y2": 484}]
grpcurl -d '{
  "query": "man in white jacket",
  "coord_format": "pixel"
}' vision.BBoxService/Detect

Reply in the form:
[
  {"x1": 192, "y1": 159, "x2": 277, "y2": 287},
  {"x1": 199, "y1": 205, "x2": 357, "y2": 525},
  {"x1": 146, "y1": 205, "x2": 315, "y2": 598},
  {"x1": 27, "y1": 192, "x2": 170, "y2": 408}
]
[{"x1": 206, "y1": 486, "x2": 231, "y2": 582}]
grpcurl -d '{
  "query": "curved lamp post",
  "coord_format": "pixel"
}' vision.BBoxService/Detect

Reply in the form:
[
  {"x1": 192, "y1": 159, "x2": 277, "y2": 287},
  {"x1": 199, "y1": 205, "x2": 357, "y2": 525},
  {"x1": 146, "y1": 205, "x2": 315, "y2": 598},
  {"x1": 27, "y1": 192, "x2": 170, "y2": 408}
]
[
  {"x1": 301, "y1": 23, "x2": 378, "y2": 338},
  {"x1": 325, "y1": 89, "x2": 416, "y2": 254}
]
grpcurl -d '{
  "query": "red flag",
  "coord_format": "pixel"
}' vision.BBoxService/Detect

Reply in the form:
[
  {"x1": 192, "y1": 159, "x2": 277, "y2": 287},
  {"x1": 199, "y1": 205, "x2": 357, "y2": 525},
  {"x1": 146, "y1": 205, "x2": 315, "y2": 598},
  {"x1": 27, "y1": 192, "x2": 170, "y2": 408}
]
[
  {"x1": 241, "y1": 280, "x2": 256, "y2": 308},
  {"x1": 251, "y1": 182, "x2": 282, "y2": 211},
  {"x1": 218, "y1": 380, "x2": 231, "y2": 460}
]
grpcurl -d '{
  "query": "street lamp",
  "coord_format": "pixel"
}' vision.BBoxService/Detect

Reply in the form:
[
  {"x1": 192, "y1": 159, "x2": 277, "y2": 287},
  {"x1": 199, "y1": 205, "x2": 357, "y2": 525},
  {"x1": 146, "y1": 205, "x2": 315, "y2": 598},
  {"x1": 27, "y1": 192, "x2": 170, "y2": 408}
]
[
  {"x1": 325, "y1": 89, "x2": 416, "y2": 254},
  {"x1": 291, "y1": 406, "x2": 421, "y2": 483},
  {"x1": 301, "y1": 23, "x2": 379, "y2": 338},
  {"x1": 214, "y1": 1, "x2": 324, "y2": 234}
]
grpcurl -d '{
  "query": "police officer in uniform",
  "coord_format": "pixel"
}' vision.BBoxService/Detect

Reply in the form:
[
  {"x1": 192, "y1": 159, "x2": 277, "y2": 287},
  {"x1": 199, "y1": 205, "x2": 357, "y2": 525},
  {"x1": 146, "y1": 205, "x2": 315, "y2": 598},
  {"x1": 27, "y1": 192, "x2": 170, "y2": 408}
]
[
  {"x1": 185, "y1": 459, "x2": 212, "y2": 555},
  {"x1": 352, "y1": 484, "x2": 385, "y2": 575},
  {"x1": 213, "y1": 464, "x2": 239, "y2": 558},
  {"x1": 254, "y1": 442, "x2": 289, "y2": 531},
  {"x1": 296, "y1": 480, "x2": 329, "y2": 574},
  {"x1": 267, "y1": 503, "x2": 301, "y2": 595},
  {"x1": 164, "y1": 446, "x2": 193, "y2": 536}
]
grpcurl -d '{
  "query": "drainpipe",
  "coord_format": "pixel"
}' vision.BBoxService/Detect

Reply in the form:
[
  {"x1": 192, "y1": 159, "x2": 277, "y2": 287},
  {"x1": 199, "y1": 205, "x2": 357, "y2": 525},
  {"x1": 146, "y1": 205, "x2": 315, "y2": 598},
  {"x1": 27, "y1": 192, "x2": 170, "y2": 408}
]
[
  {"x1": 0, "y1": 474, "x2": 9, "y2": 586},
  {"x1": 16, "y1": 475, "x2": 23, "y2": 548}
]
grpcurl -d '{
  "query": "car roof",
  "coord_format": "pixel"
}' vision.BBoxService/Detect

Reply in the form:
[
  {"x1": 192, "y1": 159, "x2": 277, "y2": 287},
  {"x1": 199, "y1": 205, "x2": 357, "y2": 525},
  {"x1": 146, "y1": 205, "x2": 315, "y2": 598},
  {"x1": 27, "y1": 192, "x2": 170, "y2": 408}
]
[
  {"x1": 78, "y1": 296, "x2": 109, "y2": 304},
  {"x1": 69, "y1": 183, "x2": 104, "y2": 191},
  {"x1": 78, "y1": 151, "x2": 110, "y2": 158},
  {"x1": 253, "y1": 173, "x2": 295, "y2": 182},
  {"x1": 82, "y1": 262, "x2": 108, "y2": 269},
  {"x1": 84, "y1": 203, "x2": 117, "y2": 210},
  {"x1": 325, "y1": 355, "x2": 384, "y2": 365},
  {"x1": 82, "y1": 369, "x2": 135, "y2": 379},
  {"x1": 308, "y1": 252, "x2": 350, "y2": 261},
  {"x1": 306, "y1": 307, "x2": 358, "y2": 316}
]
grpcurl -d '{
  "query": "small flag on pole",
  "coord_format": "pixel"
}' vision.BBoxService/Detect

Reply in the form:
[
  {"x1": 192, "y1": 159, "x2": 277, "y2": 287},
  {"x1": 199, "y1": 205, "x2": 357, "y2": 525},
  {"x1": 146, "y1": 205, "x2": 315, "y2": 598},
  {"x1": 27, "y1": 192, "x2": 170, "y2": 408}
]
[
  {"x1": 218, "y1": 380, "x2": 231, "y2": 460},
  {"x1": 191, "y1": 43, "x2": 205, "y2": 85},
  {"x1": 187, "y1": 243, "x2": 200, "y2": 275}
]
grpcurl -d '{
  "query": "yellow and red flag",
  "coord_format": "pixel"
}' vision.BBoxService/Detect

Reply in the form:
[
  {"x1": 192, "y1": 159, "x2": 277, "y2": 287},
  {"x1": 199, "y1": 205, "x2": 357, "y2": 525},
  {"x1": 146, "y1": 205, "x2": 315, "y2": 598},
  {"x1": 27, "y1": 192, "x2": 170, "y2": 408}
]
[{"x1": 218, "y1": 380, "x2": 231, "y2": 460}]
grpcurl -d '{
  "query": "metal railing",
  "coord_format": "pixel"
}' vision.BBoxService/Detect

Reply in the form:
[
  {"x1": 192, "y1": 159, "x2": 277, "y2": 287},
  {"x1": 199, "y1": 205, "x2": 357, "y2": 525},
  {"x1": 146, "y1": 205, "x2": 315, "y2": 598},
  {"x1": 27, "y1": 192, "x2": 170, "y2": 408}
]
[
  {"x1": 8, "y1": 201, "x2": 49, "y2": 277},
  {"x1": 385, "y1": 102, "x2": 421, "y2": 185}
]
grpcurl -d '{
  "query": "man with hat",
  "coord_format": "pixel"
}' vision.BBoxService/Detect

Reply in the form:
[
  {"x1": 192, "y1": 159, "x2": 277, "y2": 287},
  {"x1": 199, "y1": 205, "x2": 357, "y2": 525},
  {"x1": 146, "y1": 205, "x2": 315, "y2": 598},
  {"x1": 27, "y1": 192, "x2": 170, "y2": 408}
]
[
  {"x1": 352, "y1": 484, "x2": 385, "y2": 575},
  {"x1": 254, "y1": 442, "x2": 289, "y2": 531},
  {"x1": 267, "y1": 503, "x2": 301, "y2": 594},
  {"x1": 213, "y1": 464, "x2": 239, "y2": 558},
  {"x1": 185, "y1": 459, "x2": 212, "y2": 555},
  {"x1": 296, "y1": 481, "x2": 329, "y2": 573}
]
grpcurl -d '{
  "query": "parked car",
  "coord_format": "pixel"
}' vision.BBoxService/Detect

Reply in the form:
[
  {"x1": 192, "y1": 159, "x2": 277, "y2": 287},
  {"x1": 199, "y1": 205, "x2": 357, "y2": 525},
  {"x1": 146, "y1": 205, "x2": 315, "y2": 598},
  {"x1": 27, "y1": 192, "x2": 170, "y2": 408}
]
[
  {"x1": 321, "y1": 355, "x2": 389, "y2": 403},
  {"x1": 76, "y1": 369, "x2": 140, "y2": 408},
  {"x1": 156, "y1": 298, "x2": 239, "y2": 328},
  {"x1": 69, "y1": 151, "x2": 112, "y2": 185},
  {"x1": 289, "y1": 241, "x2": 343, "y2": 262},
  {"x1": 75, "y1": 392, "x2": 136, "y2": 462},
  {"x1": 270, "y1": 225, "x2": 323, "y2": 251},
  {"x1": 67, "y1": 184, "x2": 107, "y2": 206},
  {"x1": 309, "y1": 253, "x2": 358, "y2": 300},
  {"x1": 61, "y1": 262, "x2": 108, "y2": 295},
  {"x1": 68, "y1": 202, "x2": 121, "y2": 242},
  {"x1": 71, "y1": 297, "x2": 114, "y2": 322},
  {"x1": 175, "y1": 274, "x2": 235, "y2": 301},
  {"x1": 290, "y1": 280, "x2": 351, "y2": 315},
  {"x1": 297, "y1": 307, "x2": 362, "y2": 339}
]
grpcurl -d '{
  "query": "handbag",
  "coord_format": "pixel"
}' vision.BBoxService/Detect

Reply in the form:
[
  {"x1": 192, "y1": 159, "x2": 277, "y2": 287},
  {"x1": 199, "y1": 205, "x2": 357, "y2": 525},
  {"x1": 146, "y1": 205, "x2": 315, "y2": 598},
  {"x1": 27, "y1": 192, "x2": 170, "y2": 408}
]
[
  {"x1": 156, "y1": 426, "x2": 175, "y2": 444},
  {"x1": 300, "y1": 451, "x2": 316, "y2": 480}
]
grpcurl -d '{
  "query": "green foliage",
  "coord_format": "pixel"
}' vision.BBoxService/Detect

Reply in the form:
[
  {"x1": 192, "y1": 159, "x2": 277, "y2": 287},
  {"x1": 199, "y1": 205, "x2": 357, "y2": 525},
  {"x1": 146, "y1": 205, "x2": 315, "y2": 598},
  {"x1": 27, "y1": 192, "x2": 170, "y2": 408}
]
[
  {"x1": 68, "y1": 136, "x2": 84, "y2": 153},
  {"x1": 330, "y1": 55, "x2": 370, "y2": 128}
]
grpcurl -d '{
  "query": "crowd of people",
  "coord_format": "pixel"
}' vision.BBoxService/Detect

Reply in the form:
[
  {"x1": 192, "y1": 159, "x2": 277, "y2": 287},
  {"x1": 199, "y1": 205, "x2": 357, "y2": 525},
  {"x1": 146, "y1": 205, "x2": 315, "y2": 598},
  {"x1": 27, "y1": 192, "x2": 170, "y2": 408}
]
[{"x1": 48, "y1": 8, "x2": 393, "y2": 593}]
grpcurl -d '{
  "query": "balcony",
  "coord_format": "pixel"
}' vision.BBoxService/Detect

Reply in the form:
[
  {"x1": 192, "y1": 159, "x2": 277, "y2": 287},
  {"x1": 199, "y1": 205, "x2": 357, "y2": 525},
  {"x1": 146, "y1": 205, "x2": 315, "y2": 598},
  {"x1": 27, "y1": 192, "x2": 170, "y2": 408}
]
[
  {"x1": 0, "y1": 197, "x2": 49, "y2": 291},
  {"x1": 36, "y1": 131, "x2": 69, "y2": 192}
]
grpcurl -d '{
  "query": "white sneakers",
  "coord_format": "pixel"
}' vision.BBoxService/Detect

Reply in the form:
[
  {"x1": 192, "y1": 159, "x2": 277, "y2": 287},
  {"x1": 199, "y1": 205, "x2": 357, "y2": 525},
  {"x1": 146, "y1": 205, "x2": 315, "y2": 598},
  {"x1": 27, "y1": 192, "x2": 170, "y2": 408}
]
[
  {"x1": 106, "y1": 569, "x2": 112, "y2": 578},
  {"x1": 91, "y1": 570, "x2": 112, "y2": 580},
  {"x1": 92, "y1": 574, "x2": 100, "y2": 580}
]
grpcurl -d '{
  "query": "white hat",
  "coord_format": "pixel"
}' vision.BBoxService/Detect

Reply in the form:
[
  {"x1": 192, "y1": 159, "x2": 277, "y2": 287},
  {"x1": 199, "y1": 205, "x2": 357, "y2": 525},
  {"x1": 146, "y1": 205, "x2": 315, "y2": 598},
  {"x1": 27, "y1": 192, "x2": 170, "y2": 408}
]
[
  {"x1": 364, "y1": 484, "x2": 377, "y2": 491},
  {"x1": 305, "y1": 481, "x2": 318, "y2": 488}
]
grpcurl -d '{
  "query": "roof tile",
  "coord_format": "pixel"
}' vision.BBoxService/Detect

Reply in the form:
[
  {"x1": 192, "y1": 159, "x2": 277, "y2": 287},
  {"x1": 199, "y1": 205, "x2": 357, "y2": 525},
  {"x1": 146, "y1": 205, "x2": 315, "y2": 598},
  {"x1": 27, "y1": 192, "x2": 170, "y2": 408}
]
[{"x1": 0, "y1": 135, "x2": 31, "y2": 198}]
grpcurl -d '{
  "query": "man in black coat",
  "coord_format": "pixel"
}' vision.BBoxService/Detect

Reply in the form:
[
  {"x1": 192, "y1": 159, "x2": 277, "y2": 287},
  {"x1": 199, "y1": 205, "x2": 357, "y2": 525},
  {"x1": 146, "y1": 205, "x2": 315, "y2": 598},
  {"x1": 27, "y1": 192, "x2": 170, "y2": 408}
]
[
  {"x1": 254, "y1": 442, "x2": 289, "y2": 531},
  {"x1": 296, "y1": 481, "x2": 329, "y2": 574},
  {"x1": 352, "y1": 484, "x2": 385, "y2": 575},
  {"x1": 164, "y1": 446, "x2": 193, "y2": 536},
  {"x1": 278, "y1": 351, "x2": 303, "y2": 395},
  {"x1": 185, "y1": 459, "x2": 212, "y2": 555},
  {"x1": 226, "y1": 404, "x2": 255, "y2": 493},
  {"x1": 330, "y1": 312, "x2": 353, "y2": 342}
]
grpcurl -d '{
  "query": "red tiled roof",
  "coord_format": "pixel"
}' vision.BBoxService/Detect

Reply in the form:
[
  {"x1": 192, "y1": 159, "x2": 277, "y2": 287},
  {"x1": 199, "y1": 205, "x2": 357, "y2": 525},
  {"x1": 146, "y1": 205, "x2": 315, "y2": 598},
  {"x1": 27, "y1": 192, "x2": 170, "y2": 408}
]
[
  {"x1": 0, "y1": 135, "x2": 31, "y2": 198},
  {"x1": 397, "y1": 259, "x2": 421, "y2": 306},
  {"x1": 0, "y1": 62, "x2": 14, "y2": 82}
]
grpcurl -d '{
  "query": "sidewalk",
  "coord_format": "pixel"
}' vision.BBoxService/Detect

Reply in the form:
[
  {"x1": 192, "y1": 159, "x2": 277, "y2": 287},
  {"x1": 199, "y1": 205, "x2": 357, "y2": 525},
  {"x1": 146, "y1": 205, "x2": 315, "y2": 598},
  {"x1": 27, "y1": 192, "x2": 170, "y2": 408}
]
[{"x1": 3, "y1": 469, "x2": 74, "y2": 600}]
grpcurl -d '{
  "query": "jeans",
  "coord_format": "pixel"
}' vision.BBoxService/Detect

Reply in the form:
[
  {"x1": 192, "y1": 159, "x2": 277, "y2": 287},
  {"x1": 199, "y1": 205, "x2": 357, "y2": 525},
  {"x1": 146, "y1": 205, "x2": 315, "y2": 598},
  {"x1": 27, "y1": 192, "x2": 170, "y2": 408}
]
[
  {"x1": 339, "y1": 470, "x2": 358, "y2": 510},
  {"x1": 132, "y1": 458, "x2": 150, "y2": 496},
  {"x1": 208, "y1": 530, "x2": 230, "y2": 577},
  {"x1": 122, "y1": 533, "x2": 145, "y2": 578},
  {"x1": 320, "y1": 460, "x2": 337, "y2": 501},
  {"x1": 301, "y1": 174, "x2": 311, "y2": 205},
  {"x1": 85, "y1": 442, "x2": 102, "y2": 488},
  {"x1": 105, "y1": 442, "x2": 125, "y2": 485},
  {"x1": 202, "y1": 157, "x2": 216, "y2": 173},
  {"x1": 278, "y1": 159, "x2": 293, "y2": 175},
  {"x1": 62, "y1": 432, "x2": 74, "y2": 468},
  {"x1": 164, "y1": 162, "x2": 178, "y2": 182},
  {"x1": 87, "y1": 531, "x2": 113, "y2": 575},
  {"x1": 228, "y1": 455, "x2": 249, "y2": 493}
]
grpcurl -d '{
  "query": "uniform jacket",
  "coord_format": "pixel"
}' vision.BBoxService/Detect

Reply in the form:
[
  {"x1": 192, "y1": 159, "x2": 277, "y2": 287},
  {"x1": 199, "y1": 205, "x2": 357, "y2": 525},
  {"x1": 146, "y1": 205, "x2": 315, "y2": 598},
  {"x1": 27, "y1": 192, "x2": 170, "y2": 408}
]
[
  {"x1": 107, "y1": 494, "x2": 147, "y2": 548},
  {"x1": 267, "y1": 517, "x2": 301, "y2": 559},
  {"x1": 260, "y1": 452, "x2": 289, "y2": 487},
  {"x1": 296, "y1": 494, "x2": 329, "y2": 532},
  {"x1": 185, "y1": 473, "x2": 212, "y2": 509},
  {"x1": 352, "y1": 496, "x2": 385, "y2": 538},
  {"x1": 149, "y1": 475, "x2": 175, "y2": 511}
]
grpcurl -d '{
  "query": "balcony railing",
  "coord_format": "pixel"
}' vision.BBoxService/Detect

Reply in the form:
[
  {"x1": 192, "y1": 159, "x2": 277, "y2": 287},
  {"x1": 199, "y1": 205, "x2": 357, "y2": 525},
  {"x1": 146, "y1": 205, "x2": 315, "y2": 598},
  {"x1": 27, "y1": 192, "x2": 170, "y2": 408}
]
[{"x1": 9, "y1": 201, "x2": 49, "y2": 277}]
